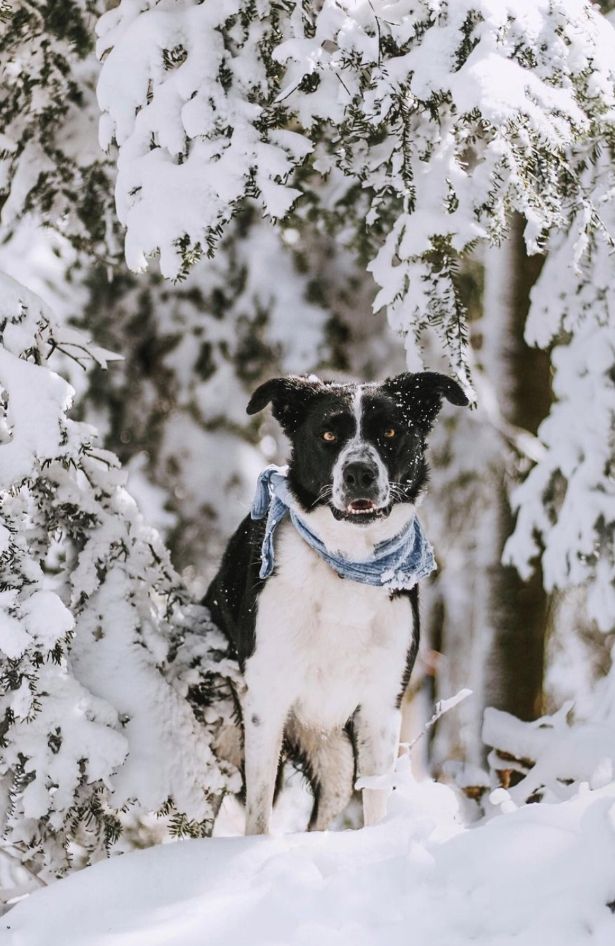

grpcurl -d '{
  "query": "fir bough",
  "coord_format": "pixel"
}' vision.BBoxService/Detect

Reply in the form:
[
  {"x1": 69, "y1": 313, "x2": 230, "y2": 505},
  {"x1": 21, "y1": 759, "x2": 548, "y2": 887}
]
[
  {"x1": 98, "y1": 0, "x2": 615, "y2": 386},
  {"x1": 0, "y1": 274, "x2": 239, "y2": 883}
]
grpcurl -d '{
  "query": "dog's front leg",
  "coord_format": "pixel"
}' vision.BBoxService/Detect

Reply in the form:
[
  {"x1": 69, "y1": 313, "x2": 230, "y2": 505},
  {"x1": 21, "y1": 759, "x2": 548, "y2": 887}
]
[
  {"x1": 242, "y1": 687, "x2": 288, "y2": 836},
  {"x1": 355, "y1": 704, "x2": 401, "y2": 827}
]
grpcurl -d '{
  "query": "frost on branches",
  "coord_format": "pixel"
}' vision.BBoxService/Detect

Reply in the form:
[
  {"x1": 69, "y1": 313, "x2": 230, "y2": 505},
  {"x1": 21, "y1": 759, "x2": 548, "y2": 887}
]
[
  {"x1": 97, "y1": 0, "x2": 615, "y2": 384},
  {"x1": 0, "y1": 274, "x2": 238, "y2": 884}
]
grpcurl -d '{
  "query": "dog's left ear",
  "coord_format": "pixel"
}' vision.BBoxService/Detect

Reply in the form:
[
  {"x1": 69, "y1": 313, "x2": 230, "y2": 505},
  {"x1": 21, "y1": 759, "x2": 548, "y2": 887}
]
[
  {"x1": 383, "y1": 371, "x2": 469, "y2": 435},
  {"x1": 247, "y1": 375, "x2": 323, "y2": 434}
]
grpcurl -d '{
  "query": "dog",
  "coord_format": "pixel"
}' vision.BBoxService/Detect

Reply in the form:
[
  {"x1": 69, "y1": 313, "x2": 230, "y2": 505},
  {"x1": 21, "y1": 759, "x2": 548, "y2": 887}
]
[{"x1": 205, "y1": 371, "x2": 468, "y2": 834}]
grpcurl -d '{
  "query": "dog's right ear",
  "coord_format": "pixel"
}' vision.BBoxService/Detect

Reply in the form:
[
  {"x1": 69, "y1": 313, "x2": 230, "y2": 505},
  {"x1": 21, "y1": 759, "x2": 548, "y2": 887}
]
[{"x1": 247, "y1": 376, "x2": 323, "y2": 434}]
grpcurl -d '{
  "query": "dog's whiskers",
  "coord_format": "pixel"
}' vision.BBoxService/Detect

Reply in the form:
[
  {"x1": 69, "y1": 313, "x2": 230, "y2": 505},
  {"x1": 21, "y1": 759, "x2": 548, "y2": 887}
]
[{"x1": 313, "y1": 484, "x2": 333, "y2": 506}]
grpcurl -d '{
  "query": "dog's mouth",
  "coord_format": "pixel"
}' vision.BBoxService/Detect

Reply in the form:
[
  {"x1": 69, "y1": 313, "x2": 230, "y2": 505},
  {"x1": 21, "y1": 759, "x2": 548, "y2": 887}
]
[
  {"x1": 331, "y1": 500, "x2": 391, "y2": 524},
  {"x1": 348, "y1": 499, "x2": 377, "y2": 516}
]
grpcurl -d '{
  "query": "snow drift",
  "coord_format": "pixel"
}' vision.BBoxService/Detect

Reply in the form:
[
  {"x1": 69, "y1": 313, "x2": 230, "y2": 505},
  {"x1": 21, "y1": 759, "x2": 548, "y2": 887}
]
[{"x1": 3, "y1": 766, "x2": 615, "y2": 946}]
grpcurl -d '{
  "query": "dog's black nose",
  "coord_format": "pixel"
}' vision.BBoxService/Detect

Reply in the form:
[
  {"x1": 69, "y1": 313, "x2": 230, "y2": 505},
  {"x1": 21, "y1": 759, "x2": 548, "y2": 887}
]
[{"x1": 343, "y1": 461, "x2": 377, "y2": 491}]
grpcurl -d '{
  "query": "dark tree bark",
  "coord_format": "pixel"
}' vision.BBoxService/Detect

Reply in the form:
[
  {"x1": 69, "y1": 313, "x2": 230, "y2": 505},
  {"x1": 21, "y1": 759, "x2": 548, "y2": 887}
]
[{"x1": 485, "y1": 216, "x2": 551, "y2": 721}]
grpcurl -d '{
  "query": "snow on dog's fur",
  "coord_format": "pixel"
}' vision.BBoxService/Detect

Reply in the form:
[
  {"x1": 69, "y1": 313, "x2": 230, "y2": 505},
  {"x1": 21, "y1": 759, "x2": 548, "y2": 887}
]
[{"x1": 205, "y1": 372, "x2": 468, "y2": 834}]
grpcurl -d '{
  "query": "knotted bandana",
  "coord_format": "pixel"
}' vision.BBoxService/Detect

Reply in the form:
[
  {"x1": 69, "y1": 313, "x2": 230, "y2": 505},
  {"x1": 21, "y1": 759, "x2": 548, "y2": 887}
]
[{"x1": 251, "y1": 465, "x2": 436, "y2": 591}]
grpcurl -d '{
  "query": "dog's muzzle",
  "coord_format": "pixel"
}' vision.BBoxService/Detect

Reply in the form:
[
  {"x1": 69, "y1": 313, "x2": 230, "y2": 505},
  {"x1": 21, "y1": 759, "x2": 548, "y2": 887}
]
[{"x1": 340, "y1": 459, "x2": 387, "y2": 517}]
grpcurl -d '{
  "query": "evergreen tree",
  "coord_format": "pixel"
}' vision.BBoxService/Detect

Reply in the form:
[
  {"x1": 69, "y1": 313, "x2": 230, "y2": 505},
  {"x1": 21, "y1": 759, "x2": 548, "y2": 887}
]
[{"x1": 0, "y1": 273, "x2": 237, "y2": 884}]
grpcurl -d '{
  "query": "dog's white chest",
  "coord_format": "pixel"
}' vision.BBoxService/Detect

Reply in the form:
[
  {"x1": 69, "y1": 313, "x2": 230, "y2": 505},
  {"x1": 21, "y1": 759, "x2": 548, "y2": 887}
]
[{"x1": 246, "y1": 521, "x2": 414, "y2": 731}]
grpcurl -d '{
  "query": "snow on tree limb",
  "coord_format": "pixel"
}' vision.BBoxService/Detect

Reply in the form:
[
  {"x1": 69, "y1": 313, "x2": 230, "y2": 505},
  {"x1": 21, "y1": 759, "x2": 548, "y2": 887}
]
[
  {"x1": 483, "y1": 662, "x2": 615, "y2": 805},
  {"x1": 96, "y1": 0, "x2": 311, "y2": 277},
  {"x1": 504, "y1": 151, "x2": 615, "y2": 629},
  {"x1": 0, "y1": 1, "x2": 118, "y2": 259},
  {"x1": 97, "y1": 0, "x2": 615, "y2": 384}
]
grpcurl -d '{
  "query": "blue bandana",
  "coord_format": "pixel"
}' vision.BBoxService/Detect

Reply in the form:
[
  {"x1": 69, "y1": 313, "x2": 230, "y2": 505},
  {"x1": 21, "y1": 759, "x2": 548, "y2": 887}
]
[{"x1": 251, "y1": 465, "x2": 436, "y2": 590}]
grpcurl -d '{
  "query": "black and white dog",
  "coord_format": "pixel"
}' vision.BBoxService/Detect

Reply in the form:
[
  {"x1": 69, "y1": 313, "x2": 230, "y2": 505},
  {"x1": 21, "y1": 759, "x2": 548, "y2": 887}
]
[{"x1": 205, "y1": 371, "x2": 468, "y2": 834}]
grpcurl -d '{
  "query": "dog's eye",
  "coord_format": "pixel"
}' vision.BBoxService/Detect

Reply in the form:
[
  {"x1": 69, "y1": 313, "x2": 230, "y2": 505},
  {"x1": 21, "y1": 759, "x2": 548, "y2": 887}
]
[
  {"x1": 384, "y1": 428, "x2": 396, "y2": 439},
  {"x1": 321, "y1": 431, "x2": 337, "y2": 442}
]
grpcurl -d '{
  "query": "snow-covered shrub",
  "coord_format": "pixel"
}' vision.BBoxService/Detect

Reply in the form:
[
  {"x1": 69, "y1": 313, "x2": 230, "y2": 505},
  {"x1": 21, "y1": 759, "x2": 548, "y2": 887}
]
[
  {"x1": 97, "y1": 0, "x2": 615, "y2": 383},
  {"x1": 0, "y1": 273, "x2": 238, "y2": 882}
]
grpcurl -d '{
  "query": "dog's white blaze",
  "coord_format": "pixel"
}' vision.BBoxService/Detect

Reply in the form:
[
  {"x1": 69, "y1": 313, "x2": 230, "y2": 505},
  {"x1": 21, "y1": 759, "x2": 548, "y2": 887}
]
[
  {"x1": 331, "y1": 386, "x2": 390, "y2": 511},
  {"x1": 242, "y1": 512, "x2": 415, "y2": 835}
]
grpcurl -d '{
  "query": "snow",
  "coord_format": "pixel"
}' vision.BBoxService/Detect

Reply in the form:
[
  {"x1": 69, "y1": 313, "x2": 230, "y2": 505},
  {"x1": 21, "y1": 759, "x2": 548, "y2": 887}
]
[
  {"x1": 0, "y1": 346, "x2": 73, "y2": 486},
  {"x1": 483, "y1": 658, "x2": 615, "y2": 807},
  {"x1": 70, "y1": 567, "x2": 230, "y2": 816},
  {"x1": 97, "y1": 0, "x2": 312, "y2": 275},
  {"x1": 4, "y1": 765, "x2": 615, "y2": 946}
]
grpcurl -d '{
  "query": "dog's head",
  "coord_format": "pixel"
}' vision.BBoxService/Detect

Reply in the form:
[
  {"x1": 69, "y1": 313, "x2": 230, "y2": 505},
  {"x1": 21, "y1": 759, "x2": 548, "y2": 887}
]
[{"x1": 247, "y1": 372, "x2": 468, "y2": 524}]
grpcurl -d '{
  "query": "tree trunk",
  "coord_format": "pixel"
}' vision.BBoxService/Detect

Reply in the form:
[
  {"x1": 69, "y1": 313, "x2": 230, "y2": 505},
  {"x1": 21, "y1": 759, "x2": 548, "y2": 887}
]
[{"x1": 484, "y1": 216, "x2": 551, "y2": 721}]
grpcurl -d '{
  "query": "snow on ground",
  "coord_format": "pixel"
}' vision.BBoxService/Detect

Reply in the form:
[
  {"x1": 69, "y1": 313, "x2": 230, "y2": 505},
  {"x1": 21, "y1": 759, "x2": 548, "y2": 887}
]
[{"x1": 3, "y1": 762, "x2": 615, "y2": 946}]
